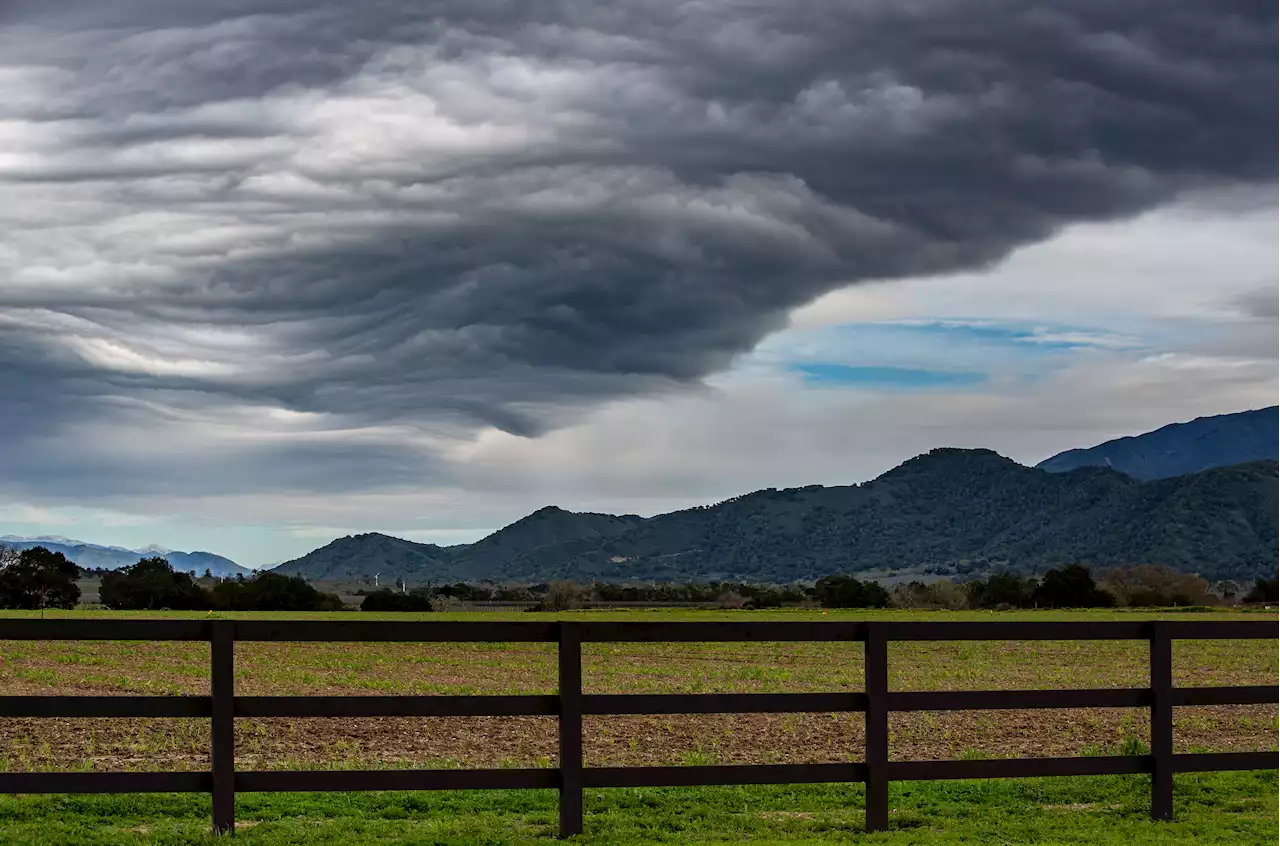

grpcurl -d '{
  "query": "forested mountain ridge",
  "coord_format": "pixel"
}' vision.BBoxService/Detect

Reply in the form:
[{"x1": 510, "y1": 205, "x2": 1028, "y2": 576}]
[
  {"x1": 1037, "y1": 406, "x2": 1277, "y2": 480},
  {"x1": 275, "y1": 450, "x2": 1278, "y2": 585}
]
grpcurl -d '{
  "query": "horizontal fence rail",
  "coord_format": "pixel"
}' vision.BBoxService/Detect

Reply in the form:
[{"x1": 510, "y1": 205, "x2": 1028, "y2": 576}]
[{"x1": 0, "y1": 619, "x2": 1275, "y2": 837}]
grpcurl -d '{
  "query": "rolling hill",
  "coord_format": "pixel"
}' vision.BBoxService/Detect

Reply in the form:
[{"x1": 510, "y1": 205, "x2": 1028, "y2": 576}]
[
  {"x1": 275, "y1": 450, "x2": 1278, "y2": 585},
  {"x1": 268, "y1": 533, "x2": 455, "y2": 581},
  {"x1": 1037, "y1": 406, "x2": 1278, "y2": 480}
]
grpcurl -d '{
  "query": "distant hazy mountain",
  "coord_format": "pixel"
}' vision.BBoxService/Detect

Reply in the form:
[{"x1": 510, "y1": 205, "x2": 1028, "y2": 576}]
[
  {"x1": 0, "y1": 536, "x2": 251, "y2": 577},
  {"x1": 1037, "y1": 407, "x2": 1278, "y2": 480},
  {"x1": 275, "y1": 450, "x2": 1278, "y2": 585}
]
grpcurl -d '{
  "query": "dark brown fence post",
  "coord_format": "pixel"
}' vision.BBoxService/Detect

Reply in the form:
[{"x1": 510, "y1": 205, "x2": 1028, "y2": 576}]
[
  {"x1": 211, "y1": 621, "x2": 236, "y2": 835},
  {"x1": 1149, "y1": 621, "x2": 1173, "y2": 821},
  {"x1": 864, "y1": 622, "x2": 889, "y2": 832},
  {"x1": 558, "y1": 621, "x2": 584, "y2": 838}
]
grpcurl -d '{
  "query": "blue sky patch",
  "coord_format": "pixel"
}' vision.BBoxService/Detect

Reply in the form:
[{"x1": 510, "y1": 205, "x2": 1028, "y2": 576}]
[
  {"x1": 790, "y1": 363, "x2": 987, "y2": 388},
  {"x1": 744, "y1": 316, "x2": 1152, "y2": 392}
]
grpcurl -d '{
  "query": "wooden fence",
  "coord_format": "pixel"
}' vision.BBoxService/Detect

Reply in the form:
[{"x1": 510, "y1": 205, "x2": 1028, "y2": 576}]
[{"x1": 0, "y1": 619, "x2": 1275, "y2": 837}]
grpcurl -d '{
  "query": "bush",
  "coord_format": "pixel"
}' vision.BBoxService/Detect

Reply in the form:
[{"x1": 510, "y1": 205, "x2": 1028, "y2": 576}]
[
  {"x1": 0, "y1": 546, "x2": 81, "y2": 609},
  {"x1": 100, "y1": 557, "x2": 209, "y2": 610},
  {"x1": 361, "y1": 589, "x2": 434, "y2": 612}
]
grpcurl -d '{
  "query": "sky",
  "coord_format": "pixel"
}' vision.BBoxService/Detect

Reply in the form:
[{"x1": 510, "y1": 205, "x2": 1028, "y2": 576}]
[{"x1": 0, "y1": 1, "x2": 1275, "y2": 568}]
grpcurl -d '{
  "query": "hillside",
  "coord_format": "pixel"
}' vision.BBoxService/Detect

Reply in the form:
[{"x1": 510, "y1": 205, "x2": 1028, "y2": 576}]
[
  {"x1": 276, "y1": 451, "x2": 1278, "y2": 585},
  {"x1": 0, "y1": 537, "x2": 250, "y2": 577},
  {"x1": 270, "y1": 533, "x2": 454, "y2": 581},
  {"x1": 451, "y1": 506, "x2": 644, "y2": 575},
  {"x1": 1037, "y1": 406, "x2": 1278, "y2": 480}
]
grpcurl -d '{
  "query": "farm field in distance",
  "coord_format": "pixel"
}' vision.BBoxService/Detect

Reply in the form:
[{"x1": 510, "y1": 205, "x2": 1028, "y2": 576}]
[{"x1": 0, "y1": 607, "x2": 1275, "y2": 844}]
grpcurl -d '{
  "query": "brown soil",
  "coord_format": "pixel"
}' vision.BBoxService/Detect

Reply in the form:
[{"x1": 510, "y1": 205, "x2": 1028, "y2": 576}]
[{"x1": 0, "y1": 705, "x2": 1272, "y2": 772}]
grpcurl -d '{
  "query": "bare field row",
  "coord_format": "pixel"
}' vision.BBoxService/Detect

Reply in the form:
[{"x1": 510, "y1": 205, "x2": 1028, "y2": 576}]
[
  {"x1": 0, "y1": 707, "x2": 1274, "y2": 774},
  {"x1": 0, "y1": 608, "x2": 1274, "y2": 773}
]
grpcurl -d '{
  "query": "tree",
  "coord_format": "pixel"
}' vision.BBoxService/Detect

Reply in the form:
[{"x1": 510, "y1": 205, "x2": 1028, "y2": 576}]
[
  {"x1": 891, "y1": 579, "x2": 970, "y2": 610},
  {"x1": 966, "y1": 573, "x2": 1036, "y2": 609},
  {"x1": 1098, "y1": 565, "x2": 1212, "y2": 607},
  {"x1": 100, "y1": 557, "x2": 209, "y2": 610},
  {"x1": 538, "y1": 580, "x2": 585, "y2": 611},
  {"x1": 813, "y1": 574, "x2": 890, "y2": 608},
  {"x1": 716, "y1": 590, "x2": 748, "y2": 610},
  {"x1": 361, "y1": 589, "x2": 433, "y2": 612},
  {"x1": 1215, "y1": 581, "x2": 1240, "y2": 603},
  {"x1": 211, "y1": 572, "x2": 343, "y2": 611},
  {"x1": 1032, "y1": 565, "x2": 1114, "y2": 608},
  {"x1": 0, "y1": 546, "x2": 81, "y2": 610},
  {"x1": 1243, "y1": 577, "x2": 1278, "y2": 604}
]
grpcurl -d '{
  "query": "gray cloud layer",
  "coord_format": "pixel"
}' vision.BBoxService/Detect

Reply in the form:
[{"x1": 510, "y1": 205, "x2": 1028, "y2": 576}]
[{"x1": 0, "y1": 1, "x2": 1275, "y2": 497}]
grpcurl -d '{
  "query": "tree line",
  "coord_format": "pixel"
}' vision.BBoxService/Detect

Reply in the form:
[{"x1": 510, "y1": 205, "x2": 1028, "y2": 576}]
[
  {"x1": 368, "y1": 565, "x2": 1278, "y2": 612},
  {"x1": 0, "y1": 547, "x2": 341, "y2": 611},
  {"x1": 2, "y1": 544, "x2": 1275, "y2": 612}
]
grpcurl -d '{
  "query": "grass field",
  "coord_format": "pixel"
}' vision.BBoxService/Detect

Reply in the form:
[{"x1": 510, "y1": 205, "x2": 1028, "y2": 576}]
[
  {"x1": 0, "y1": 772, "x2": 1275, "y2": 844},
  {"x1": 0, "y1": 607, "x2": 1275, "y2": 842}
]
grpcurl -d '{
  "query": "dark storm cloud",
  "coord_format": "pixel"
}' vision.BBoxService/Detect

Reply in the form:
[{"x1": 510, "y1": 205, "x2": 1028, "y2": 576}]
[
  {"x1": 1233, "y1": 287, "x2": 1280, "y2": 321},
  {"x1": 0, "y1": 0, "x2": 1275, "y2": 495}
]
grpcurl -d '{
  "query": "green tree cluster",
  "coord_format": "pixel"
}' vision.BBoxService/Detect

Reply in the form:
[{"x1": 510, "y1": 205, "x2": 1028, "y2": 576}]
[
  {"x1": 100, "y1": 558, "x2": 340, "y2": 611},
  {"x1": 360, "y1": 589, "x2": 433, "y2": 612},
  {"x1": 100, "y1": 557, "x2": 208, "y2": 610},
  {"x1": 811, "y1": 574, "x2": 890, "y2": 608},
  {"x1": 210, "y1": 571, "x2": 343, "y2": 611},
  {"x1": 0, "y1": 545, "x2": 81, "y2": 609},
  {"x1": 895, "y1": 565, "x2": 1117, "y2": 610},
  {"x1": 1243, "y1": 577, "x2": 1278, "y2": 603}
]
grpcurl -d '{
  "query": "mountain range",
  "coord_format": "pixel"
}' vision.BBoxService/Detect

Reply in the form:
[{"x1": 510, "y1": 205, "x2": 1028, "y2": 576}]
[
  {"x1": 7, "y1": 408, "x2": 1275, "y2": 585},
  {"x1": 1037, "y1": 406, "x2": 1277, "y2": 479},
  {"x1": 0, "y1": 536, "x2": 251, "y2": 578},
  {"x1": 274, "y1": 450, "x2": 1276, "y2": 586}
]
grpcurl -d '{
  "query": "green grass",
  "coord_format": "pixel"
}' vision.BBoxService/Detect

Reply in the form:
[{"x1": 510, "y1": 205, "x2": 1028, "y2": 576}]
[{"x1": 0, "y1": 772, "x2": 1273, "y2": 844}]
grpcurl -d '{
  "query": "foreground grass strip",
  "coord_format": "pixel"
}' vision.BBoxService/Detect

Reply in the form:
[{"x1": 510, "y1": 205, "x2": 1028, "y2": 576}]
[{"x1": 0, "y1": 772, "x2": 1273, "y2": 844}]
